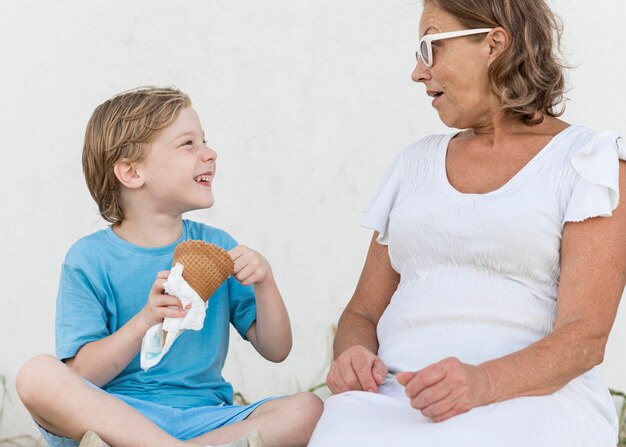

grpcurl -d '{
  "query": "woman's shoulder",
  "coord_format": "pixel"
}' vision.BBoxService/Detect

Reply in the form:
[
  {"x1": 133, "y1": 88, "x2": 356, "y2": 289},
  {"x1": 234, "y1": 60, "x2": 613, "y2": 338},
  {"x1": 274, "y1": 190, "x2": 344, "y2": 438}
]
[
  {"x1": 407, "y1": 132, "x2": 453, "y2": 151},
  {"x1": 531, "y1": 124, "x2": 622, "y2": 169},
  {"x1": 552, "y1": 125, "x2": 624, "y2": 222},
  {"x1": 549, "y1": 125, "x2": 623, "y2": 177},
  {"x1": 554, "y1": 124, "x2": 621, "y2": 151},
  {"x1": 397, "y1": 132, "x2": 454, "y2": 164}
]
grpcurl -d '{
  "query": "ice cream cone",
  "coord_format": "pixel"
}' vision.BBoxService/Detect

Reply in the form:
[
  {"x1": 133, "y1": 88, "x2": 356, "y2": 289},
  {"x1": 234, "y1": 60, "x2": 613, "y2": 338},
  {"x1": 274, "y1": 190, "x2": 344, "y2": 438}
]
[
  {"x1": 172, "y1": 240, "x2": 234, "y2": 302},
  {"x1": 161, "y1": 240, "x2": 234, "y2": 347}
]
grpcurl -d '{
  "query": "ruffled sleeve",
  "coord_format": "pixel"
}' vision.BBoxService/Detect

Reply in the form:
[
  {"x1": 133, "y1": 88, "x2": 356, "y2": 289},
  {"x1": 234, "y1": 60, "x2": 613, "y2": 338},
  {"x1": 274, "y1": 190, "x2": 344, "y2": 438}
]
[
  {"x1": 564, "y1": 131, "x2": 625, "y2": 223},
  {"x1": 360, "y1": 150, "x2": 404, "y2": 244}
]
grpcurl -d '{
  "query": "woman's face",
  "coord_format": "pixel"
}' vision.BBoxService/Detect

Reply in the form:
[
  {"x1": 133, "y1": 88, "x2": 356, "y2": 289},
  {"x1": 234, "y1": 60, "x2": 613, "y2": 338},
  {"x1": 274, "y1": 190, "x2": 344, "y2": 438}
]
[{"x1": 412, "y1": 3, "x2": 497, "y2": 129}]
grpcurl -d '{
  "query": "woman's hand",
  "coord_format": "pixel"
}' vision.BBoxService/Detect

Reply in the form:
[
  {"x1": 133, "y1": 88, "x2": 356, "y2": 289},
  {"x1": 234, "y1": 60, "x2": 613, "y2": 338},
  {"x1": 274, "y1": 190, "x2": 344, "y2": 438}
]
[
  {"x1": 327, "y1": 345, "x2": 388, "y2": 394},
  {"x1": 229, "y1": 245, "x2": 271, "y2": 286},
  {"x1": 137, "y1": 270, "x2": 187, "y2": 331},
  {"x1": 396, "y1": 357, "x2": 494, "y2": 422}
]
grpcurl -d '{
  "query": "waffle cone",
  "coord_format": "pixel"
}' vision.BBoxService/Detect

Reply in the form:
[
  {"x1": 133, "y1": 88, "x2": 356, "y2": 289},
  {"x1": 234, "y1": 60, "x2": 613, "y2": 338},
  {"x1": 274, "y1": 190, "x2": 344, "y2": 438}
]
[{"x1": 172, "y1": 240, "x2": 234, "y2": 302}]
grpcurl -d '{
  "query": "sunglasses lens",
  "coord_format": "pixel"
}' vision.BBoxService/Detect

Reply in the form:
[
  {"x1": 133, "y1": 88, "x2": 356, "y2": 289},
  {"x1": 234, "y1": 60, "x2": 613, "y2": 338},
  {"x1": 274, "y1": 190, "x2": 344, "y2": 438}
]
[{"x1": 420, "y1": 41, "x2": 430, "y2": 66}]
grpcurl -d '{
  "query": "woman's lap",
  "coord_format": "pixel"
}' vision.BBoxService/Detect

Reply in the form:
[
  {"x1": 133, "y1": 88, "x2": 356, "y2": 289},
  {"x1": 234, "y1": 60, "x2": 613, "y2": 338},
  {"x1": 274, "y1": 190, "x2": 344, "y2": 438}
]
[{"x1": 309, "y1": 379, "x2": 617, "y2": 447}]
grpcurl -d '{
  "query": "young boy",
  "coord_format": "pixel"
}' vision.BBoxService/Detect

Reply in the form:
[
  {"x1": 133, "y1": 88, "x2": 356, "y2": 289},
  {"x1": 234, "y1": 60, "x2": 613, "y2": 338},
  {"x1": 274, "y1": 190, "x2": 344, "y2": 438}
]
[{"x1": 16, "y1": 87, "x2": 323, "y2": 447}]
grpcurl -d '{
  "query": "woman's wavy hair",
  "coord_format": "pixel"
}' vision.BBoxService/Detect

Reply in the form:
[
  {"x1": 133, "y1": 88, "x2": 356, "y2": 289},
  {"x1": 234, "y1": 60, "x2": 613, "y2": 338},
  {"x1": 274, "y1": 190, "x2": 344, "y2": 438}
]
[
  {"x1": 424, "y1": 0, "x2": 568, "y2": 125},
  {"x1": 82, "y1": 86, "x2": 191, "y2": 226}
]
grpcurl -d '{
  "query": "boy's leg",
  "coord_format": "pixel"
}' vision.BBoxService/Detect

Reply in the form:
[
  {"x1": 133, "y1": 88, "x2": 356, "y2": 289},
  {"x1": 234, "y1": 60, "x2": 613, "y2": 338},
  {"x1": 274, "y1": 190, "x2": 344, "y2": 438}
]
[
  {"x1": 79, "y1": 431, "x2": 111, "y2": 447},
  {"x1": 77, "y1": 429, "x2": 264, "y2": 447},
  {"x1": 190, "y1": 392, "x2": 323, "y2": 447},
  {"x1": 16, "y1": 354, "x2": 194, "y2": 447}
]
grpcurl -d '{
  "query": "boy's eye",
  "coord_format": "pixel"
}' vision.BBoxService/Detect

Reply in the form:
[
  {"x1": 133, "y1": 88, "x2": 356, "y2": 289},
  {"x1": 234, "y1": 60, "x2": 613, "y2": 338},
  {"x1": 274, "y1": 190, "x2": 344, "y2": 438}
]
[{"x1": 180, "y1": 140, "x2": 193, "y2": 147}]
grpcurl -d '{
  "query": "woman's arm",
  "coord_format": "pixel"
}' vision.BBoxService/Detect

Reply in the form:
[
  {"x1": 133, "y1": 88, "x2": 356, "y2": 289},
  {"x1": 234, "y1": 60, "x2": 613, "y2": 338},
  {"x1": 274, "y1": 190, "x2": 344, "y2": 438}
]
[
  {"x1": 483, "y1": 161, "x2": 626, "y2": 397},
  {"x1": 397, "y1": 160, "x2": 626, "y2": 422},
  {"x1": 326, "y1": 232, "x2": 400, "y2": 393},
  {"x1": 233, "y1": 245, "x2": 292, "y2": 363}
]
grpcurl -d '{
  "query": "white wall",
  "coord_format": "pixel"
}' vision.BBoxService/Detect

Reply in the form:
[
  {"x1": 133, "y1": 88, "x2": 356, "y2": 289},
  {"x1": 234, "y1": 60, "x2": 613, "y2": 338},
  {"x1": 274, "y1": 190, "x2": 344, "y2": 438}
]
[{"x1": 0, "y1": 0, "x2": 624, "y2": 439}]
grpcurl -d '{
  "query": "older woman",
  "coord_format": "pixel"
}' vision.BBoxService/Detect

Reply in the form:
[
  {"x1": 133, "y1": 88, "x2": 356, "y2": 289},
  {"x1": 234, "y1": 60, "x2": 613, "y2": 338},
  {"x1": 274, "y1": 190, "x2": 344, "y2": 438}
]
[{"x1": 309, "y1": 0, "x2": 626, "y2": 446}]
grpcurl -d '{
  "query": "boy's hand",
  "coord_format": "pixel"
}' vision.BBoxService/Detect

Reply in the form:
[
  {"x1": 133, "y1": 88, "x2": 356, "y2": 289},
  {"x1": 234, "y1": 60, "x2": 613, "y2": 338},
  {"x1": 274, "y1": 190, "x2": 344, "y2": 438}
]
[
  {"x1": 229, "y1": 245, "x2": 272, "y2": 286},
  {"x1": 138, "y1": 270, "x2": 188, "y2": 330}
]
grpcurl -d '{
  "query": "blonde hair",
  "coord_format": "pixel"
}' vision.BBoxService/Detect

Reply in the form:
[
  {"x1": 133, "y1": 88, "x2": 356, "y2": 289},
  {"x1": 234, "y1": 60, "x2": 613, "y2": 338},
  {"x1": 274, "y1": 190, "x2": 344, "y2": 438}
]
[
  {"x1": 425, "y1": 0, "x2": 567, "y2": 125},
  {"x1": 82, "y1": 86, "x2": 192, "y2": 226}
]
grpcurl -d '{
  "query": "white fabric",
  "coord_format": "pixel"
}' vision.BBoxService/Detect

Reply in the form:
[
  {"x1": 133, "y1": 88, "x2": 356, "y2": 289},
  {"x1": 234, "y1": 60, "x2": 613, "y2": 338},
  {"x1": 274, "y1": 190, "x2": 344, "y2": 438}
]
[
  {"x1": 140, "y1": 263, "x2": 208, "y2": 370},
  {"x1": 361, "y1": 150, "x2": 404, "y2": 244},
  {"x1": 566, "y1": 131, "x2": 624, "y2": 222},
  {"x1": 310, "y1": 126, "x2": 624, "y2": 447}
]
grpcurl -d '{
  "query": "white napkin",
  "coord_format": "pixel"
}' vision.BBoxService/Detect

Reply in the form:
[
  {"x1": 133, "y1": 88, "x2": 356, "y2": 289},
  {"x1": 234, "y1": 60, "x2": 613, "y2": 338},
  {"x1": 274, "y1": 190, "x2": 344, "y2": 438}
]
[{"x1": 140, "y1": 263, "x2": 208, "y2": 370}]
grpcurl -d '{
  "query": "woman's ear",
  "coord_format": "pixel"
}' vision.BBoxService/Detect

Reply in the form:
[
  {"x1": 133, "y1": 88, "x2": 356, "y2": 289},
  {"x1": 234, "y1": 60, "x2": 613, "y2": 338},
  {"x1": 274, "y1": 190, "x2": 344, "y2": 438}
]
[
  {"x1": 114, "y1": 159, "x2": 144, "y2": 189},
  {"x1": 487, "y1": 27, "x2": 509, "y2": 64}
]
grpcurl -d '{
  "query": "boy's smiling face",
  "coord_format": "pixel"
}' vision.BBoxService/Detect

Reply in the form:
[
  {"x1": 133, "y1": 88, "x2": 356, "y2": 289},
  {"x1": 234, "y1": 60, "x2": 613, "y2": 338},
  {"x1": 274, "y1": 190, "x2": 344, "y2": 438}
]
[{"x1": 137, "y1": 106, "x2": 217, "y2": 215}]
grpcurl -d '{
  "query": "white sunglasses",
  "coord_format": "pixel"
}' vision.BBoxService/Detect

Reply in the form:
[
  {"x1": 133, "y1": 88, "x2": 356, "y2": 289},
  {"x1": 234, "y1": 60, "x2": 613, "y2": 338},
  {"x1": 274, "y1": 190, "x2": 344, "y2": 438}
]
[{"x1": 416, "y1": 28, "x2": 493, "y2": 67}]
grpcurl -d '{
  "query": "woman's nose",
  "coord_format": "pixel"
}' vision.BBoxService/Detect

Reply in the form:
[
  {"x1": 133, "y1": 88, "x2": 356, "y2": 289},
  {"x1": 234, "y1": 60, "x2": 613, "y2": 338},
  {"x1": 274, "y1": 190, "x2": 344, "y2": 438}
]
[{"x1": 411, "y1": 57, "x2": 431, "y2": 83}]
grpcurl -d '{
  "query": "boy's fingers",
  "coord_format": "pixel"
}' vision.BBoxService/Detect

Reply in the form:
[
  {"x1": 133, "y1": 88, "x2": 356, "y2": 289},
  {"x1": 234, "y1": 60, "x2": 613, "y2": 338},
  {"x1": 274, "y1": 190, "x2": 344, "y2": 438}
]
[
  {"x1": 151, "y1": 278, "x2": 167, "y2": 292},
  {"x1": 156, "y1": 294, "x2": 182, "y2": 307},
  {"x1": 228, "y1": 245, "x2": 245, "y2": 261},
  {"x1": 163, "y1": 307, "x2": 187, "y2": 318},
  {"x1": 234, "y1": 269, "x2": 257, "y2": 286},
  {"x1": 231, "y1": 254, "x2": 251, "y2": 274},
  {"x1": 156, "y1": 270, "x2": 170, "y2": 279},
  {"x1": 232, "y1": 258, "x2": 244, "y2": 274}
]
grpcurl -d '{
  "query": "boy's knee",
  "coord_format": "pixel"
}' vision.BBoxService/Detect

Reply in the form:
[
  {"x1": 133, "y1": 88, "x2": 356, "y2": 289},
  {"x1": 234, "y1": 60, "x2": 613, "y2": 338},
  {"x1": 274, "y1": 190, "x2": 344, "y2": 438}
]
[
  {"x1": 292, "y1": 392, "x2": 324, "y2": 424},
  {"x1": 16, "y1": 354, "x2": 63, "y2": 406},
  {"x1": 286, "y1": 392, "x2": 324, "y2": 445}
]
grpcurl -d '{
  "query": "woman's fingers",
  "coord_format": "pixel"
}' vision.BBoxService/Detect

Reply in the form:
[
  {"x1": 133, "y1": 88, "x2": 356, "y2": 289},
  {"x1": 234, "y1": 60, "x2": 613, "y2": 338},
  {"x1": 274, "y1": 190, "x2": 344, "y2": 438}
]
[
  {"x1": 423, "y1": 398, "x2": 466, "y2": 422},
  {"x1": 403, "y1": 362, "x2": 448, "y2": 398},
  {"x1": 329, "y1": 366, "x2": 361, "y2": 394},
  {"x1": 398, "y1": 357, "x2": 491, "y2": 422},
  {"x1": 371, "y1": 357, "x2": 388, "y2": 385},
  {"x1": 411, "y1": 382, "x2": 454, "y2": 412},
  {"x1": 352, "y1": 355, "x2": 379, "y2": 392},
  {"x1": 327, "y1": 346, "x2": 386, "y2": 393}
]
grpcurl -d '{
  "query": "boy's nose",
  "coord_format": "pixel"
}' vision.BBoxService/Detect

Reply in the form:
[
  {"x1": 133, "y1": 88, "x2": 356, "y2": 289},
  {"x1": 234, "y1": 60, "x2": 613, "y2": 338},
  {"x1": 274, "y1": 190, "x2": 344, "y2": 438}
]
[{"x1": 201, "y1": 145, "x2": 217, "y2": 161}]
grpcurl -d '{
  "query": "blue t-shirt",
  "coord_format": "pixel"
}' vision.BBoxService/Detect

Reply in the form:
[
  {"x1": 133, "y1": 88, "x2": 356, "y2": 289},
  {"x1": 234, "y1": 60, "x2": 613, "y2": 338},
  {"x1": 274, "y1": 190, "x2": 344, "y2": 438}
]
[{"x1": 55, "y1": 220, "x2": 256, "y2": 409}]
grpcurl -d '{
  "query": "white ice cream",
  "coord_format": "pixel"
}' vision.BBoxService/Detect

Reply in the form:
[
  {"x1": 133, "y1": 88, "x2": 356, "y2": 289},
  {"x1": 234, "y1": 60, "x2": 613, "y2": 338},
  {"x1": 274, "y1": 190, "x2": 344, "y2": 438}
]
[{"x1": 140, "y1": 263, "x2": 208, "y2": 370}]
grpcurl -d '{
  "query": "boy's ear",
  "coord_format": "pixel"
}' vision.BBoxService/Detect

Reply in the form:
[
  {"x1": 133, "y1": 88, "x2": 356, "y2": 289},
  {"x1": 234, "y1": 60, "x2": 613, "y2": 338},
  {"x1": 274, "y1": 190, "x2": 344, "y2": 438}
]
[{"x1": 113, "y1": 159, "x2": 145, "y2": 189}]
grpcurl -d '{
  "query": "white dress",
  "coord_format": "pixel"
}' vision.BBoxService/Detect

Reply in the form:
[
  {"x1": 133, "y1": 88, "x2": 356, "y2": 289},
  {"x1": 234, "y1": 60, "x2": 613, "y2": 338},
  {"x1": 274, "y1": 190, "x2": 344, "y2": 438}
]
[{"x1": 309, "y1": 126, "x2": 625, "y2": 447}]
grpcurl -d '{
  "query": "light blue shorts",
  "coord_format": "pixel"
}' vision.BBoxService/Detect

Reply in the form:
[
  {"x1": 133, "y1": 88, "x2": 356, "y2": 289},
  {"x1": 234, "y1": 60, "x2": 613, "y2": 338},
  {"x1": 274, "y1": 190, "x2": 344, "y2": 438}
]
[{"x1": 38, "y1": 382, "x2": 280, "y2": 446}]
